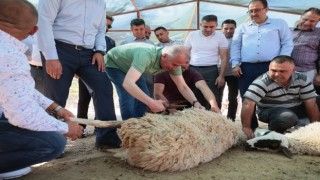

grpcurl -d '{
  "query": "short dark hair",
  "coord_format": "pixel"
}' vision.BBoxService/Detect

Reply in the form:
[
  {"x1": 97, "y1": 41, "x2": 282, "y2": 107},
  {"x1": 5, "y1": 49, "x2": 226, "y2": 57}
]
[
  {"x1": 302, "y1": 7, "x2": 320, "y2": 16},
  {"x1": 106, "y1": 15, "x2": 114, "y2": 22},
  {"x1": 130, "y1": 18, "x2": 145, "y2": 26},
  {"x1": 201, "y1": 15, "x2": 217, "y2": 22},
  {"x1": 154, "y1": 26, "x2": 167, "y2": 33},
  {"x1": 249, "y1": 0, "x2": 268, "y2": 8},
  {"x1": 271, "y1": 55, "x2": 295, "y2": 65},
  {"x1": 221, "y1": 19, "x2": 237, "y2": 28}
]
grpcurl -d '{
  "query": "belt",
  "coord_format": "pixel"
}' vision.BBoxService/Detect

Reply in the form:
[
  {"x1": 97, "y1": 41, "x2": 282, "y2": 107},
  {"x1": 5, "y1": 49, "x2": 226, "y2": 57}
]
[
  {"x1": 242, "y1": 61, "x2": 270, "y2": 64},
  {"x1": 30, "y1": 64, "x2": 43, "y2": 69},
  {"x1": 55, "y1": 40, "x2": 91, "y2": 51},
  {"x1": 190, "y1": 65, "x2": 217, "y2": 68}
]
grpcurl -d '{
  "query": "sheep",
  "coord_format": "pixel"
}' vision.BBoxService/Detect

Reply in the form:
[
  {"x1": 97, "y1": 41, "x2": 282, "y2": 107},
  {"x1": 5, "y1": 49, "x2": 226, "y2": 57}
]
[
  {"x1": 71, "y1": 110, "x2": 320, "y2": 171},
  {"x1": 246, "y1": 122, "x2": 320, "y2": 157},
  {"x1": 72, "y1": 109, "x2": 245, "y2": 171}
]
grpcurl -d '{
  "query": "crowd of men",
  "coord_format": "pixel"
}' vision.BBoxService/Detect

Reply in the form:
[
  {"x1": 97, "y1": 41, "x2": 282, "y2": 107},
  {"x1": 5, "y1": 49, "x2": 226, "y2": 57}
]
[{"x1": 0, "y1": 0, "x2": 319, "y2": 178}]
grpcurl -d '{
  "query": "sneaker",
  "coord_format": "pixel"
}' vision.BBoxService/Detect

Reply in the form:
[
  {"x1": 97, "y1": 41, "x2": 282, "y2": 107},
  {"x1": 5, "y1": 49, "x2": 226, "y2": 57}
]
[
  {"x1": 55, "y1": 151, "x2": 65, "y2": 159},
  {"x1": 0, "y1": 167, "x2": 31, "y2": 179},
  {"x1": 81, "y1": 128, "x2": 89, "y2": 138}
]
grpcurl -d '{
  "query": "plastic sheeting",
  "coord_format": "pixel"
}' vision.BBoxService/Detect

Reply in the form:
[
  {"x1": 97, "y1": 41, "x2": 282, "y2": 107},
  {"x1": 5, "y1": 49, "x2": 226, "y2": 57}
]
[{"x1": 28, "y1": 0, "x2": 319, "y2": 44}]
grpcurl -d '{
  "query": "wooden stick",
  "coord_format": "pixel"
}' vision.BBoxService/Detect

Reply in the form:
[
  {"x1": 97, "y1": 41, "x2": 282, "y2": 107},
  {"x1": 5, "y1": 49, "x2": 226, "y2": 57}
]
[{"x1": 70, "y1": 118, "x2": 124, "y2": 128}]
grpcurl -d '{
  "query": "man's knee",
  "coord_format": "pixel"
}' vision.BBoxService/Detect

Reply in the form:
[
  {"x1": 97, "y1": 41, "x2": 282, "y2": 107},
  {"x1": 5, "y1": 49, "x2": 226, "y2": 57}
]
[{"x1": 269, "y1": 111, "x2": 298, "y2": 133}]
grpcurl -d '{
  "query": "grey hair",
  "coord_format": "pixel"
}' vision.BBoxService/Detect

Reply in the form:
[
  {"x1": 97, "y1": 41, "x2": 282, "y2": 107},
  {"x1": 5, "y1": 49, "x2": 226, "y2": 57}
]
[{"x1": 161, "y1": 45, "x2": 190, "y2": 60}]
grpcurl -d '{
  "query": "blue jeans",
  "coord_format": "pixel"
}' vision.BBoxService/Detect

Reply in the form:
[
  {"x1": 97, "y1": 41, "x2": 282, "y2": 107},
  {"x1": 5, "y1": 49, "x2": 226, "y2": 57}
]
[
  {"x1": 106, "y1": 67, "x2": 149, "y2": 120},
  {"x1": 41, "y1": 41, "x2": 117, "y2": 147},
  {"x1": 0, "y1": 118, "x2": 66, "y2": 173}
]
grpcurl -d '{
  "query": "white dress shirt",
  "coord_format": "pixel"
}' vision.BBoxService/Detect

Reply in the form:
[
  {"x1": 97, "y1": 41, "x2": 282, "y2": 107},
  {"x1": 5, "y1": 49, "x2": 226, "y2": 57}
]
[
  {"x1": 0, "y1": 30, "x2": 68, "y2": 134},
  {"x1": 37, "y1": 0, "x2": 107, "y2": 60}
]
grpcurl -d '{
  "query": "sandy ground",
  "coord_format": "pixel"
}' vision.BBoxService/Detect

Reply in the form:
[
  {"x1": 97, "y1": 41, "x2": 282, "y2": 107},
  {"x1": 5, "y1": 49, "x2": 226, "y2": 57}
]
[
  {"x1": 17, "y1": 80, "x2": 320, "y2": 180},
  {"x1": 19, "y1": 124, "x2": 320, "y2": 180}
]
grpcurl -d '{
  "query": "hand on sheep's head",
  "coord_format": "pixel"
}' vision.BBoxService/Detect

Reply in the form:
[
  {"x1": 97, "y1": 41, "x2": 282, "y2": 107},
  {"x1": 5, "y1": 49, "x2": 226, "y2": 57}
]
[{"x1": 245, "y1": 129, "x2": 292, "y2": 159}]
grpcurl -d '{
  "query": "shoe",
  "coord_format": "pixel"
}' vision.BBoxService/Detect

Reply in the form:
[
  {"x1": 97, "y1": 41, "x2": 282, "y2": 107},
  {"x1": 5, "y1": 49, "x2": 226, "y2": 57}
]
[
  {"x1": 81, "y1": 128, "x2": 89, "y2": 138},
  {"x1": 0, "y1": 167, "x2": 31, "y2": 179},
  {"x1": 55, "y1": 151, "x2": 65, "y2": 159}
]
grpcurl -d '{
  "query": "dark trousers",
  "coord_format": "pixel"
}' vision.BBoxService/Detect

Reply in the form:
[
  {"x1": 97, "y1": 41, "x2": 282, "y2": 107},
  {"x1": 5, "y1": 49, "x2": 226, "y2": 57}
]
[
  {"x1": 30, "y1": 65, "x2": 45, "y2": 95},
  {"x1": 190, "y1": 65, "x2": 221, "y2": 109},
  {"x1": 41, "y1": 41, "x2": 118, "y2": 147},
  {"x1": 77, "y1": 79, "x2": 91, "y2": 119},
  {"x1": 0, "y1": 118, "x2": 66, "y2": 173},
  {"x1": 239, "y1": 62, "x2": 270, "y2": 130},
  {"x1": 219, "y1": 75, "x2": 239, "y2": 120},
  {"x1": 258, "y1": 96, "x2": 320, "y2": 133}
]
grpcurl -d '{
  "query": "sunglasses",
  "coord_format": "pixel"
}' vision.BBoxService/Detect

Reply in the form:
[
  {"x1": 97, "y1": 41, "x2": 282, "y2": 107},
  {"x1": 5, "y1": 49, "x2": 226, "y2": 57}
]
[{"x1": 107, "y1": 25, "x2": 112, "y2": 29}]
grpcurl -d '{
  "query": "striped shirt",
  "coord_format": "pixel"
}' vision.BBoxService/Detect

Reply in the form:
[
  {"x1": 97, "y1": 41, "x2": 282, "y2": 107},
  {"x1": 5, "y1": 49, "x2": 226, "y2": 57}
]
[
  {"x1": 244, "y1": 72, "x2": 317, "y2": 111},
  {"x1": 291, "y1": 27, "x2": 320, "y2": 72}
]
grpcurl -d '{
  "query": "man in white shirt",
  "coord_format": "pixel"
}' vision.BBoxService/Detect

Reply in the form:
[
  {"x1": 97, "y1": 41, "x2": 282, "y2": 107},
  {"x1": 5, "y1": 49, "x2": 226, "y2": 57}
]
[
  {"x1": 184, "y1": 15, "x2": 228, "y2": 109},
  {"x1": 0, "y1": 0, "x2": 83, "y2": 179},
  {"x1": 37, "y1": 0, "x2": 118, "y2": 149}
]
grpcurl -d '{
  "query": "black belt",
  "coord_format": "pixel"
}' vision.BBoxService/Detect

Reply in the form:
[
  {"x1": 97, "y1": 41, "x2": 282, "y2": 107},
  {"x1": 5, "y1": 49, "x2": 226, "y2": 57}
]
[
  {"x1": 30, "y1": 64, "x2": 43, "y2": 69},
  {"x1": 242, "y1": 61, "x2": 270, "y2": 64},
  {"x1": 190, "y1": 65, "x2": 217, "y2": 68},
  {"x1": 55, "y1": 40, "x2": 91, "y2": 51}
]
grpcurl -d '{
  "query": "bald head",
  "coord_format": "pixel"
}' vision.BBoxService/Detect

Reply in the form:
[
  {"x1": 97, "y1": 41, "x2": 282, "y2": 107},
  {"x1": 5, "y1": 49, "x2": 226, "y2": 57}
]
[{"x1": 0, "y1": 0, "x2": 38, "y2": 40}]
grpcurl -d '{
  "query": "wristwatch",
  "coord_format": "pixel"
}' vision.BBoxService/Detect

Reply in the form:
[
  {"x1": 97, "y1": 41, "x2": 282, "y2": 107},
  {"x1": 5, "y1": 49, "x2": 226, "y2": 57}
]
[{"x1": 94, "y1": 50, "x2": 106, "y2": 56}]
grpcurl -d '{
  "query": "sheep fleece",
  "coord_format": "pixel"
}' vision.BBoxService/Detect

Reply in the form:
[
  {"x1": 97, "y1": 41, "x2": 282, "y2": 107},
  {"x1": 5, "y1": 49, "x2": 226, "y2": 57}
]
[{"x1": 117, "y1": 109, "x2": 241, "y2": 172}]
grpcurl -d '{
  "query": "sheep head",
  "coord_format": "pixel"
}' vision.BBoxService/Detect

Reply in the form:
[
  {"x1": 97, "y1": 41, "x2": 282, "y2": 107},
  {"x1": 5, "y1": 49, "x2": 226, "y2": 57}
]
[{"x1": 245, "y1": 129, "x2": 292, "y2": 158}]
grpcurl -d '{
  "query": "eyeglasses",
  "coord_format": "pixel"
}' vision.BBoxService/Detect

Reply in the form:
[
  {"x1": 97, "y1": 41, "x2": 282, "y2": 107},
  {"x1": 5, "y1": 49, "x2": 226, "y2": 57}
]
[
  {"x1": 247, "y1": 8, "x2": 265, "y2": 14},
  {"x1": 107, "y1": 25, "x2": 112, "y2": 29}
]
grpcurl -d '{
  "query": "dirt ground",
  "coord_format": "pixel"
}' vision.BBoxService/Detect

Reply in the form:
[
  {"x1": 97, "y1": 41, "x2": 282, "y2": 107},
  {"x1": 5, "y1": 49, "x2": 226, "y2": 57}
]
[
  {"x1": 17, "y1": 81, "x2": 320, "y2": 180},
  {"x1": 17, "y1": 124, "x2": 320, "y2": 180}
]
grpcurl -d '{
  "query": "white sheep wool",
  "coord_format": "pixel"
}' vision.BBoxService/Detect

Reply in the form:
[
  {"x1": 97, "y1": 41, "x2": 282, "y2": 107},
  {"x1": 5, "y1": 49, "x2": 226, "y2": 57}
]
[{"x1": 114, "y1": 109, "x2": 245, "y2": 172}]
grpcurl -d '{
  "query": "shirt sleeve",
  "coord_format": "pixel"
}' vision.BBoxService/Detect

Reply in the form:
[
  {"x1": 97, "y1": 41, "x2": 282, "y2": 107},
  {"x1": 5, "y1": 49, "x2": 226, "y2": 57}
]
[
  {"x1": 37, "y1": 0, "x2": 61, "y2": 60},
  {"x1": 184, "y1": 33, "x2": 192, "y2": 49},
  {"x1": 0, "y1": 55, "x2": 68, "y2": 134},
  {"x1": 94, "y1": 4, "x2": 107, "y2": 51},
  {"x1": 230, "y1": 24, "x2": 243, "y2": 66},
  {"x1": 278, "y1": 20, "x2": 294, "y2": 56}
]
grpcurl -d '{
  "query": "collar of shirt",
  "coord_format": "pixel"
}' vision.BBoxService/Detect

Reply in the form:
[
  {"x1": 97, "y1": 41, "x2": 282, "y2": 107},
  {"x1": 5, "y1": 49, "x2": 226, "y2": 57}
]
[
  {"x1": 248, "y1": 16, "x2": 271, "y2": 26},
  {"x1": 293, "y1": 26, "x2": 314, "y2": 32},
  {"x1": 198, "y1": 30, "x2": 216, "y2": 38},
  {"x1": 0, "y1": 30, "x2": 28, "y2": 53}
]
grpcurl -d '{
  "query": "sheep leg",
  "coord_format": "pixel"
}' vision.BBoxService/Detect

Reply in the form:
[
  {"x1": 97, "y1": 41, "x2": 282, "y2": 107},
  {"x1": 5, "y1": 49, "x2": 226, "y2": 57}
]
[{"x1": 70, "y1": 117, "x2": 124, "y2": 128}]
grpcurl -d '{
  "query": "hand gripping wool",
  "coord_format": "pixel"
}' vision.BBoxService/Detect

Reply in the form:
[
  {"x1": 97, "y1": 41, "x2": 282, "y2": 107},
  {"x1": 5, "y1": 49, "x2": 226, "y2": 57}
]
[{"x1": 114, "y1": 109, "x2": 245, "y2": 172}]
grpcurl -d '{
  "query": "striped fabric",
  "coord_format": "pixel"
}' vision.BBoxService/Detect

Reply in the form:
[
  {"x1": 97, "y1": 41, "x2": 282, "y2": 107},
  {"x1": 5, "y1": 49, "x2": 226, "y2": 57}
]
[{"x1": 244, "y1": 72, "x2": 317, "y2": 110}]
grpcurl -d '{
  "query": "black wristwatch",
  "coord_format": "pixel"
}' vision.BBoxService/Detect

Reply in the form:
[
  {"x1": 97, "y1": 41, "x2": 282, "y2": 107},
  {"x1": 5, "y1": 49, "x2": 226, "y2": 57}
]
[{"x1": 94, "y1": 50, "x2": 106, "y2": 56}]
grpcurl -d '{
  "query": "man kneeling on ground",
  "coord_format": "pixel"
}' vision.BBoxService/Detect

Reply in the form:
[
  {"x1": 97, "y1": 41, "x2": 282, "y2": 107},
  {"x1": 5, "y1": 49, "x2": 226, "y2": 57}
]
[{"x1": 241, "y1": 55, "x2": 320, "y2": 139}]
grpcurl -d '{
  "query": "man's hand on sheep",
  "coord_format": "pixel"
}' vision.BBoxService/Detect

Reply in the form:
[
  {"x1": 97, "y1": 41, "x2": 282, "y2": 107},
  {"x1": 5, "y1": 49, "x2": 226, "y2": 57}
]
[{"x1": 242, "y1": 126, "x2": 254, "y2": 139}]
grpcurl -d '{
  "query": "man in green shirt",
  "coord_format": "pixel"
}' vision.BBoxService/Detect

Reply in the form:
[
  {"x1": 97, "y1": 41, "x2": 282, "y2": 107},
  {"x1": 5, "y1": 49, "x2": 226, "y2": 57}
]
[{"x1": 105, "y1": 43, "x2": 203, "y2": 120}]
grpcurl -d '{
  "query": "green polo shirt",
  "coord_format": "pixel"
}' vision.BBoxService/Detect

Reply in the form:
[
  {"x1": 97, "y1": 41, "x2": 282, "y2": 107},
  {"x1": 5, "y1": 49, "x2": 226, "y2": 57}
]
[{"x1": 105, "y1": 43, "x2": 181, "y2": 75}]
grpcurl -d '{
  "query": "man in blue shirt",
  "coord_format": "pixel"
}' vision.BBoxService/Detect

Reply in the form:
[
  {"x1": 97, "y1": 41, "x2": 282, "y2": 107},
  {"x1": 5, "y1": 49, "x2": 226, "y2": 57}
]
[
  {"x1": 231, "y1": 0, "x2": 293, "y2": 130},
  {"x1": 37, "y1": 0, "x2": 118, "y2": 149}
]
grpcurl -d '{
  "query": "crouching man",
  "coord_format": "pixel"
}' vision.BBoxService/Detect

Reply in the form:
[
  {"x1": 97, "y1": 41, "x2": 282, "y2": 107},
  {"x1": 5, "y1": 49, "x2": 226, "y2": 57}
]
[
  {"x1": 154, "y1": 62, "x2": 221, "y2": 113},
  {"x1": 105, "y1": 43, "x2": 204, "y2": 120},
  {"x1": 0, "y1": 0, "x2": 83, "y2": 179},
  {"x1": 241, "y1": 55, "x2": 320, "y2": 139}
]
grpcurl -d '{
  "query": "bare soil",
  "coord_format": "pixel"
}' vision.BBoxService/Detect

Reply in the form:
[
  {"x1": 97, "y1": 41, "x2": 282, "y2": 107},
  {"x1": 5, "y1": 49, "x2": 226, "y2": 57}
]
[{"x1": 17, "y1": 79, "x2": 320, "y2": 180}]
